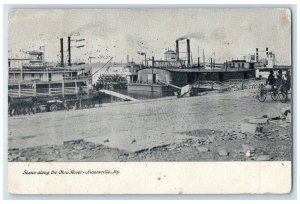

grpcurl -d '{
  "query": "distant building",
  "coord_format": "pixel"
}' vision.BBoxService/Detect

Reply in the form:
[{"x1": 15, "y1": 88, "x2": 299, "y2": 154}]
[
  {"x1": 164, "y1": 50, "x2": 177, "y2": 61},
  {"x1": 254, "y1": 47, "x2": 276, "y2": 68},
  {"x1": 154, "y1": 60, "x2": 179, "y2": 68},
  {"x1": 137, "y1": 68, "x2": 172, "y2": 84},
  {"x1": 228, "y1": 60, "x2": 252, "y2": 69},
  {"x1": 93, "y1": 62, "x2": 141, "y2": 84},
  {"x1": 253, "y1": 47, "x2": 278, "y2": 78},
  {"x1": 123, "y1": 62, "x2": 140, "y2": 83},
  {"x1": 265, "y1": 48, "x2": 276, "y2": 68}
]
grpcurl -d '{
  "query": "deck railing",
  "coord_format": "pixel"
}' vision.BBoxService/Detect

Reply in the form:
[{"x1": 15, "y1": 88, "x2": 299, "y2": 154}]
[
  {"x1": 8, "y1": 75, "x2": 90, "y2": 85},
  {"x1": 62, "y1": 75, "x2": 90, "y2": 81},
  {"x1": 8, "y1": 86, "x2": 89, "y2": 98}
]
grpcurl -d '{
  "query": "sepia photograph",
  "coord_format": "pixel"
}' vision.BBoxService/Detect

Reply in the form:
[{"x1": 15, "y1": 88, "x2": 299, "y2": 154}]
[{"x1": 7, "y1": 8, "x2": 292, "y2": 163}]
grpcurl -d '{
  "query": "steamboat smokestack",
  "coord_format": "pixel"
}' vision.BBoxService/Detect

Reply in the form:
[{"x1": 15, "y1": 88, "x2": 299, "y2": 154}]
[
  {"x1": 266, "y1": 47, "x2": 269, "y2": 57},
  {"x1": 60, "y1": 38, "x2": 64, "y2": 67},
  {"x1": 176, "y1": 40, "x2": 179, "y2": 61},
  {"x1": 256, "y1": 48, "x2": 259, "y2": 62},
  {"x1": 152, "y1": 56, "x2": 155, "y2": 67},
  {"x1": 68, "y1": 36, "x2": 71, "y2": 66},
  {"x1": 187, "y1": 39, "x2": 191, "y2": 67}
]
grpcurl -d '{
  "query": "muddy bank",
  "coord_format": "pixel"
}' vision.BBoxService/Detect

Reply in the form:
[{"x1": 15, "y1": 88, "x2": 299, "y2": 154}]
[{"x1": 9, "y1": 120, "x2": 291, "y2": 162}]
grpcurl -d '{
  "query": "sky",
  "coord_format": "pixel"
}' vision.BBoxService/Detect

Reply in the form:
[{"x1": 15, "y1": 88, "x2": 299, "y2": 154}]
[{"x1": 8, "y1": 8, "x2": 292, "y2": 65}]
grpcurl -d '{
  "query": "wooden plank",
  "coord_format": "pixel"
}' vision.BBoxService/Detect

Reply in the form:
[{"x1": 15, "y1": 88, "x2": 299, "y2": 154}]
[{"x1": 99, "y1": 89, "x2": 138, "y2": 101}]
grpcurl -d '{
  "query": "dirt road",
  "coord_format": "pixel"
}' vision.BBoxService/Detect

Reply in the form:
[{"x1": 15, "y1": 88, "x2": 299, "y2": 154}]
[{"x1": 8, "y1": 89, "x2": 292, "y2": 161}]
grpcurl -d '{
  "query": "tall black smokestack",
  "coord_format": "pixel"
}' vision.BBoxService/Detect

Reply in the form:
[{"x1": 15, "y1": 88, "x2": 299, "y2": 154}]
[
  {"x1": 256, "y1": 48, "x2": 259, "y2": 62},
  {"x1": 187, "y1": 39, "x2": 191, "y2": 66},
  {"x1": 60, "y1": 38, "x2": 64, "y2": 67},
  {"x1": 152, "y1": 56, "x2": 155, "y2": 67},
  {"x1": 68, "y1": 36, "x2": 71, "y2": 66},
  {"x1": 176, "y1": 40, "x2": 179, "y2": 61},
  {"x1": 266, "y1": 47, "x2": 269, "y2": 57}
]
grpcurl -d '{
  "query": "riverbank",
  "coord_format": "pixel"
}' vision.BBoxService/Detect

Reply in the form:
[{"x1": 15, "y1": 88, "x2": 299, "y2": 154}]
[{"x1": 8, "y1": 89, "x2": 292, "y2": 161}]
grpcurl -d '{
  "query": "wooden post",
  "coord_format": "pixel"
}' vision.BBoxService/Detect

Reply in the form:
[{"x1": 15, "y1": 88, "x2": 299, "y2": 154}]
[
  {"x1": 33, "y1": 81, "x2": 37, "y2": 96},
  {"x1": 21, "y1": 66, "x2": 23, "y2": 82},
  {"x1": 75, "y1": 79, "x2": 78, "y2": 94},
  {"x1": 62, "y1": 82, "x2": 65, "y2": 97},
  {"x1": 151, "y1": 56, "x2": 154, "y2": 98},
  {"x1": 18, "y1": 83, "x2": 21, "y2": 97},
  {"x1": 49, "y1": 84, "x2": 51, "y2": 95}
]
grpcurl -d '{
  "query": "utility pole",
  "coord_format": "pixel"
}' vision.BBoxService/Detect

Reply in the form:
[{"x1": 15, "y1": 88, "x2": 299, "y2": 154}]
[
  {"x1": 203, "y1": 49, "x2": 206, "y2": 69},
  {"x1": 197, "y1": 46, "x2": 200, "y2": 68},
  {"x1": 190, "y1": 51, "x2": 193, "y2": 68},
  {"x1": 151, "y1": 56, "x2": 154, "y2": 98}
]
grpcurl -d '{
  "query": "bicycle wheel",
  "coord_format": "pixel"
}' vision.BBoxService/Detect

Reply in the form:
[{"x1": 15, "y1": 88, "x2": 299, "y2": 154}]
[
  {"x1": 279, "y1": 85, "x2": 288, "y2": 103},
  {"x1": 271, "y1": 90, "x2": 279, "y2": 101},
  {"x1": 49, "y1": 104, "x2": 58, "y2": 112},
  {"x1": 258, "y1": 88, "x2": 267, "y2": 102}
]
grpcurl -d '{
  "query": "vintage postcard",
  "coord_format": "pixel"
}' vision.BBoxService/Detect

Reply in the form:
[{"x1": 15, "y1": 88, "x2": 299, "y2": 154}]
[{"x1": 7, "y1": 8, "x2": 292, "y2": 194}]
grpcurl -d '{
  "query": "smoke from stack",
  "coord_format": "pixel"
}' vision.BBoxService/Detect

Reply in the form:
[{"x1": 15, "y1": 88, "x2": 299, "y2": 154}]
[
  {"x1": 177, "y1": 37, "x2": 187, "y2": 41},
  {"x1": 176, "y1": 32, "x2": 206, "y2": 41}
]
